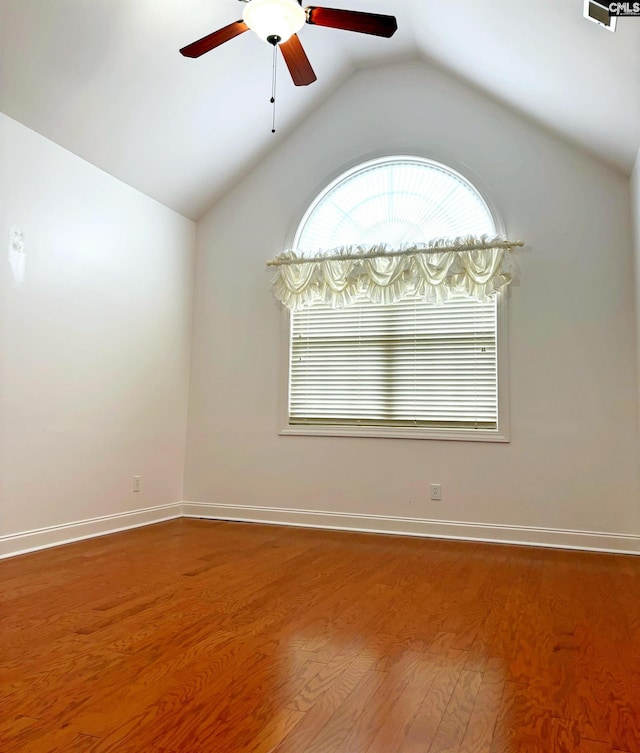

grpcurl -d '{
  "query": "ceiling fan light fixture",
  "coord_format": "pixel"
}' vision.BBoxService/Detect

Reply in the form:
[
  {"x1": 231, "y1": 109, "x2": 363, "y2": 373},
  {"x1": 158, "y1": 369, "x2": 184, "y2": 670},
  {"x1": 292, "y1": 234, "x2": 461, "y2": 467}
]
[{"x1": 242, "y1": 0, "x2": 306, "y2": 44}]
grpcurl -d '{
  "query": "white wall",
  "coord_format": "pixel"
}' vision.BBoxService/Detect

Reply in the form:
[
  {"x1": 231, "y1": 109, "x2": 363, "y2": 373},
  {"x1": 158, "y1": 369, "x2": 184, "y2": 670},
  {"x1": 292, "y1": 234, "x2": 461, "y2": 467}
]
[
  {"x1": 184, "y1": 59, "x2": 640, "y2": 547},
  {"x1": 0, "y1": 114, "x2": 195, "y2": 540},
  {"x1": 633, "y1": 150, "x2": 640, "y2": 443}
]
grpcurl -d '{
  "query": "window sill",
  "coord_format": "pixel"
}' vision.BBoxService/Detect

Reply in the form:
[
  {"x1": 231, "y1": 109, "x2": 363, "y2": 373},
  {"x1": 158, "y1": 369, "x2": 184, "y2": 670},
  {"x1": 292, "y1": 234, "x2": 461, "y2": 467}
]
[{"x1": 280, "y1": 425, "x2": 510, "y2": 442}]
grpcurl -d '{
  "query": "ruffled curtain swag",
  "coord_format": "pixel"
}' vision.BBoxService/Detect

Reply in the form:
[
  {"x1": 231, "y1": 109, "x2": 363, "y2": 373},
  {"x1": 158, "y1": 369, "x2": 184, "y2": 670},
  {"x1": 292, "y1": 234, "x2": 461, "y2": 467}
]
[{"x1": 267, "y1": 235, "x2": 523, "y2": 310}]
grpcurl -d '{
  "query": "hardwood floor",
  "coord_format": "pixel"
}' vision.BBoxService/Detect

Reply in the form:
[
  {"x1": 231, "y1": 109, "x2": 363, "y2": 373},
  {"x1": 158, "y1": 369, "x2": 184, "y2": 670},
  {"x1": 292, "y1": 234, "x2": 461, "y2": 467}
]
[{"x1": 1, "y1": 519, "x2": 639, "y2": 752}]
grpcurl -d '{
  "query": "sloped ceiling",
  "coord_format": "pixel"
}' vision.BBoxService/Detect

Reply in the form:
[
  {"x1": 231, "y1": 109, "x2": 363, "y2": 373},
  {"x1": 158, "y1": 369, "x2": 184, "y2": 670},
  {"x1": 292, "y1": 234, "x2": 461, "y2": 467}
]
[{"x1": 1, "y1": 0, "x2": 638, "y2": 219}]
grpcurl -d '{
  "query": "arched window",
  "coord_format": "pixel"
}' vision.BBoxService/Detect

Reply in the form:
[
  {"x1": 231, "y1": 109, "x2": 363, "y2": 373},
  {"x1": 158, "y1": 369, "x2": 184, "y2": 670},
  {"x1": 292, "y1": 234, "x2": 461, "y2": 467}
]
[
  {"x1": 284, "y1": 156, "x2": 508, "y2": 441},
  {"x1": 295, "y1": 157, "x2": 495, "y2": 250}
]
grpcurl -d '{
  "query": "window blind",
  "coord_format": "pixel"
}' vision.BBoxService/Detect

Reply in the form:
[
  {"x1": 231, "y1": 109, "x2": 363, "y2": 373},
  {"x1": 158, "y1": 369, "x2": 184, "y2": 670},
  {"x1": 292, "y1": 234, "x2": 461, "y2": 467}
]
[
  {"x1": 295, "y1": 158, "x2": 495, "y2": 252},
  {"x1": 289, "y1": 292, "x2": 498, "y2": 429}
]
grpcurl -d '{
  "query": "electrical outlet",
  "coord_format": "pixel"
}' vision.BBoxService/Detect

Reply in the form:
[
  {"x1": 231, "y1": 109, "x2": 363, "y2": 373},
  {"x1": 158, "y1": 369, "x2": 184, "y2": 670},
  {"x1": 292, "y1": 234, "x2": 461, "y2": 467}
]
[
  {"x1": 133, "y1": 476, "x2": 141, "y2": 492},
  {"x1": 430, "y1": 483, "x2": 442, "y2": 501}
]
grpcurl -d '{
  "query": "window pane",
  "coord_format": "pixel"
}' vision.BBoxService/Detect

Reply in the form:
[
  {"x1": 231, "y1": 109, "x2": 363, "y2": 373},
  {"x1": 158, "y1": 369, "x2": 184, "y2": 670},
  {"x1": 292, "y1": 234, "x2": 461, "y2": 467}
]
[
  {"x1": 290, "y1": 294, "x2": 498, "y2": 429},
  {"x1": 289, "y1": 157, "x2": 500, "y2": 433},
  {"x1": 295, "y1": 158, "x2": 495, "y2": 252}
]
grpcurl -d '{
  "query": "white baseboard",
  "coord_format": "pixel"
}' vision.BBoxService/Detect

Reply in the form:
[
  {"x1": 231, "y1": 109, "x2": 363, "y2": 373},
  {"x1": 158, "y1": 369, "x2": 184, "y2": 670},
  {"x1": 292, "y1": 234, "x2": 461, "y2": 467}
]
[
  {"x1": 2, "y1": 501, "x2": 638, "y2": 560},
  {"x1": 182, "y1": 502, "x2": 640, "y2": 555},
  {"x1": 0, "y1": 503, "x2": 183, "y2": 560}
]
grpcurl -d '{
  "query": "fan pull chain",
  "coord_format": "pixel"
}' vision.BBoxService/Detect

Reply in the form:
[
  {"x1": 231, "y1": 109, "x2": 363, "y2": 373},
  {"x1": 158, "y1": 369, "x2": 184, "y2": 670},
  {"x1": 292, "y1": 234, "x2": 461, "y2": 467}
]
[{"x1": 270, "y1": 43, "x2": 278, "y2": 134}]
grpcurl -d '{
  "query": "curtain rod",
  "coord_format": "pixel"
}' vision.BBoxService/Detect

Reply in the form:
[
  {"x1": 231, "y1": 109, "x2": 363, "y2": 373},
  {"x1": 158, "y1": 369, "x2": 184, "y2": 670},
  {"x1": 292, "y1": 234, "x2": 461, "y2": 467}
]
[{"x1": 266, "y1": 239, "x2": 524, "y2": 268}]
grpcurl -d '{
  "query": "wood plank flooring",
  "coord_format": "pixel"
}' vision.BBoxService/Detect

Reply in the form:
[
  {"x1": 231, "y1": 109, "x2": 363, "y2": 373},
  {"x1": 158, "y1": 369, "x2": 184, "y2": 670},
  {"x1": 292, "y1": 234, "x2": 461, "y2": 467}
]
[{"x1": 1, "y1": 519, "x2": 639, "y2": 752}]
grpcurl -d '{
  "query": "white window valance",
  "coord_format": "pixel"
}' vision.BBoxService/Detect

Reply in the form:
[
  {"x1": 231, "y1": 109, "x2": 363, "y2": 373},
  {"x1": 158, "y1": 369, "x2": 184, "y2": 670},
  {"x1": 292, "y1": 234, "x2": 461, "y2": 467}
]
[{"x1": 267, "y1": 234, "x2": 523, "y2": 310}]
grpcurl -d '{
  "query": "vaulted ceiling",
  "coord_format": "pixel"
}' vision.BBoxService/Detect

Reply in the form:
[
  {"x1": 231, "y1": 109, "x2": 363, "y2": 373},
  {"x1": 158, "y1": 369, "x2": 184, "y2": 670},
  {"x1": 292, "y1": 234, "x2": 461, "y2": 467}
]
[{"x1": 1, "y1": 0, "x2": 638, "y2": 219}]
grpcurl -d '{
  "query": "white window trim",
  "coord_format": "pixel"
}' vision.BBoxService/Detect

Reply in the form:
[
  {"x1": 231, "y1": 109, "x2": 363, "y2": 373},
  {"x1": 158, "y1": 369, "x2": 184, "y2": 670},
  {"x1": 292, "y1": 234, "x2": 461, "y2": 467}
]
[{"x1": 278, "y1": 288, "x2": 510, "y2": 442}]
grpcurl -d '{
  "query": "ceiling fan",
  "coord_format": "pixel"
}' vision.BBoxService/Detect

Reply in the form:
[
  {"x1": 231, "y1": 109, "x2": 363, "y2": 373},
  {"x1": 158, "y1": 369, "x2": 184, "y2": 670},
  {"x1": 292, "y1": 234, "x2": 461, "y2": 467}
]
[{"x1": 179, "y1": 0, "x2": 398, "y2": 87}]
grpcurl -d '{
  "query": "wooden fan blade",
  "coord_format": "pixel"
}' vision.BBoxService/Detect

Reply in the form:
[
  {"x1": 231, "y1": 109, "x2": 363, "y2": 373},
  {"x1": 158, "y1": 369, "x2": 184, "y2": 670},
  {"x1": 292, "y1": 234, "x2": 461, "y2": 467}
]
[
  {"x1": 306, "y1": 6, "x2": 397, "y2": 37},
  {"x1": 279, "y1": 34, "x2": 317, "y2": 86},
  {"x1": 180, "y1": 20, "x2": 249, "y2": 58}
]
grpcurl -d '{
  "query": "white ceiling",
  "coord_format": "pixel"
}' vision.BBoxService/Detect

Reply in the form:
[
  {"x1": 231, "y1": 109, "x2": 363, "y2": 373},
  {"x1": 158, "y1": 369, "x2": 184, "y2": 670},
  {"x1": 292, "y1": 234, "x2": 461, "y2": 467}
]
[{"x1": 1, "y1": 0, "x2": 638, "y2": 220}]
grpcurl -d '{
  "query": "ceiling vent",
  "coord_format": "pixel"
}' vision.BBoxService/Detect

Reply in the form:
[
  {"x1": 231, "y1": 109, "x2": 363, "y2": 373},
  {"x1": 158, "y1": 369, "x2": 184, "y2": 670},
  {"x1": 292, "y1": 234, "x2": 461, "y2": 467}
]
[{"x1": 584, "y1": 0, "x2": 617, "y2": 30}]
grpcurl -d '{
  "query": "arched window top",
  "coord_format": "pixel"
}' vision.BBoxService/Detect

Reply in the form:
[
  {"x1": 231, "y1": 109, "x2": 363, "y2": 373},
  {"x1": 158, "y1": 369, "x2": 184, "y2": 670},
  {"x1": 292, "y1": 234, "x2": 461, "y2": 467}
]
[{"x1": 294, "y1": 156, "x2": 496, "y2": 253}]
